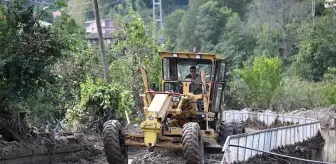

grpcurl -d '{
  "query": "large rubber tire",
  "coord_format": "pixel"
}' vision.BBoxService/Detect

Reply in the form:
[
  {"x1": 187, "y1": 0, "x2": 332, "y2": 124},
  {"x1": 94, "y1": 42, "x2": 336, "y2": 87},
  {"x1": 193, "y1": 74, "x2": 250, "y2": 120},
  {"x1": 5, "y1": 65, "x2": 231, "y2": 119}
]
[
  {"x1": 102, "y1": 120, "x2": 128, "y2": 164},
  {"x1": 218, "y1": 122, "x2": 234, "y2": 146},
  {"x1": 182, "y1": 122, "x2": 205, "y2": 164}
]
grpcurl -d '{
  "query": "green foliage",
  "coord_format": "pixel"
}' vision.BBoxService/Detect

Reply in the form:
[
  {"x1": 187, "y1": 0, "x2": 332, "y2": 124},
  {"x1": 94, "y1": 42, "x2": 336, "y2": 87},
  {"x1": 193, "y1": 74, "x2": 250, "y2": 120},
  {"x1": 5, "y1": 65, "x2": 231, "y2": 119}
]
[
  {"x1": 272, "y1": 77, "x2": 328, "y2": 111},
  {"x1": 0, "y1": 0, "x2": 67, "y2": 113},
  {"x1": 66, "y1": 77, "x2": 134, "y2": 128},
  {"x1": 2, "y1": 0, "x2": 336, "y2": 133},
  {"x1": 164, "y1": 9, "x2": 185, "y2": 51},
  {"x1": 196, "y1": 2, "x2": 234, "y2": 52},
  {"x1": 178, "y1": 0, "x2": 207, "y2": 51},
  {"x1": 293, "y1": 11, "x2": 336, "y2": 81},
  {"x1": 215, "y1": 0, "x2": 251, "y2": 18},
  {"x1": 325, "y1": 85, "x2": 336, "y2": 105},
  {"x1": 323, "y1": 67, "x2": 336, "y2": 82},
  {"x1": 111, "y1": 7, "x2": 166, "y2": 90},
  {"x1": 235, "y1": 56, "x2": 283, "y2": 109},
  {"x1": 228, "y1": 69, "x2": 336, "y2": 111},
  {"x1": 323, "y1": 67, "x2": 336, "y2": 105},
  {"x1": 214, "y1": 13, "x2": 256, "y2": 68},
  {"x1": 252, "y1": 28, "x2": 281, "y2": 57}
]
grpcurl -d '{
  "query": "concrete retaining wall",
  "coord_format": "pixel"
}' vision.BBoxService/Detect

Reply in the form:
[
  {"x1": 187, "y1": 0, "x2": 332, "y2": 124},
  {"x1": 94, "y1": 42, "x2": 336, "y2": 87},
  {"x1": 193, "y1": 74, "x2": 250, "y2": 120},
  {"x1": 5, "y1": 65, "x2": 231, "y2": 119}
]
[{"x1": 221, "y1": 110, "x2": 321, "y2": 163}]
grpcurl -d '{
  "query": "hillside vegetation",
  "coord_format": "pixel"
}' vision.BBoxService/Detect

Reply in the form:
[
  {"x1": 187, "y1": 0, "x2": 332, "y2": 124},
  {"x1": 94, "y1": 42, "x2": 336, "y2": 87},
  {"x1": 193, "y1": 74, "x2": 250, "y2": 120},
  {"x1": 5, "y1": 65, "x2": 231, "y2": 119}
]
[{"x1": 0, "y1": 0, "x2": 335, "y2": 135}]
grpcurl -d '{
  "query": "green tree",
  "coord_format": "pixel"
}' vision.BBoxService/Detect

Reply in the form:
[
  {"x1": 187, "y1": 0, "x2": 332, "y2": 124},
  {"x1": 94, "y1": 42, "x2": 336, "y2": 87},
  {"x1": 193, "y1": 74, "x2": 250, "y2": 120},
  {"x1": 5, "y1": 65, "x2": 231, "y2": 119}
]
[
  {"x1": 245, "y1": 0, "x2": 311, "y2": 61},
  {"x1": 293, "y1": 11, "x2": 336, "y2": 81},
  {"x1": 196, "y1": 1, "x2": 234, "y2": 52},
  {"x1": 215, "y1": 0, "x2": 251, "y2": 18},
  {"x1": 323, "y1": 67, "x2": 336, "y2": 105},
  {"x1": 163, "y1": 9, "x2": 185, "y2": 51},
  {"x1": 65, "y1": 77, "x2": 134, "y2": 131},
  {"x1": 238, "y1": 56, "x2": 283, "y2": 109},
  {"x1": 178, "y1": 0, "x2": 207, "y2": 51},
  {"x1": 108, "y1": 8, "x2": 167, "y2": 113},
  {"x1": 214, "y1": 13, "x2": 256, "y2": 68},
  {"x1": 0, "y1": 0, "x2": 67, "y2": 114}
]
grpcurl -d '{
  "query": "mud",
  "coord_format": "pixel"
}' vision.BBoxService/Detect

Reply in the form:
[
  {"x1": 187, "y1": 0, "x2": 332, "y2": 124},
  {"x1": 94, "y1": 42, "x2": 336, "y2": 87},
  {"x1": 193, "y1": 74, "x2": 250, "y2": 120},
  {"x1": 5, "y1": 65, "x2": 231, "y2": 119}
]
[
  {"x1": 1, "y1": 107, "x2": 333, "y2": 164},
  {"x1": 233, "y1": 132, "x2": 326, "y2": 164},
  {"x1": 244, "y1": 117, "x2": 295, "y2": 130},
  {"x1": 130, "y1": 148, "x2": 224, "y2": 164},
  {"x1": 0, "y1": 133, "x2": 102, "y2": 164},
  {"x1": 283, "y1": 105, "x2": 336, "y2": 130}
]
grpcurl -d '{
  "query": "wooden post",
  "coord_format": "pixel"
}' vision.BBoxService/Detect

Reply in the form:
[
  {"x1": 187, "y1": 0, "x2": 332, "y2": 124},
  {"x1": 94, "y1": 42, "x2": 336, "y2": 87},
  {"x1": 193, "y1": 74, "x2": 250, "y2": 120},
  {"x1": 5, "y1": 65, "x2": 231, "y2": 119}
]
[{"x1": 93, "y1": 0, "x2": 110, "y2": 83}]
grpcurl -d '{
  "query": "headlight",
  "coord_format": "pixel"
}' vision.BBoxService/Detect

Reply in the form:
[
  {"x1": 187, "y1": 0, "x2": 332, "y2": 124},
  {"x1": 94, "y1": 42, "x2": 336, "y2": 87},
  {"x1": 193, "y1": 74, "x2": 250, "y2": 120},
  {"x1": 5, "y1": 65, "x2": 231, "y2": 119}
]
[{"x1": 172, "y1": 96, "x2": 180, "y2": 102}]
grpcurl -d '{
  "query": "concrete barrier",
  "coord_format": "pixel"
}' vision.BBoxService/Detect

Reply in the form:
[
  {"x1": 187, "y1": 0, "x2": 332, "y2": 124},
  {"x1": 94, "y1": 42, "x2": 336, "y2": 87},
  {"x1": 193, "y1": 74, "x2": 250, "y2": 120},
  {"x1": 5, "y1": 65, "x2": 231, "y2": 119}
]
[{"x1": 221, "y1": 110, "x2": 321, "y2": 163}]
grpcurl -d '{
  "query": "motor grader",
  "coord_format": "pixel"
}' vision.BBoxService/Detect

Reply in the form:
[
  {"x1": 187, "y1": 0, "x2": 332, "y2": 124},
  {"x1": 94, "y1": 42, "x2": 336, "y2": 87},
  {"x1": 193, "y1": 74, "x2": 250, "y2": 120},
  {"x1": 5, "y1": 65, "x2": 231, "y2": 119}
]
[{"x1": 102, "y1": 51, "x2": 245, "y2": 164}]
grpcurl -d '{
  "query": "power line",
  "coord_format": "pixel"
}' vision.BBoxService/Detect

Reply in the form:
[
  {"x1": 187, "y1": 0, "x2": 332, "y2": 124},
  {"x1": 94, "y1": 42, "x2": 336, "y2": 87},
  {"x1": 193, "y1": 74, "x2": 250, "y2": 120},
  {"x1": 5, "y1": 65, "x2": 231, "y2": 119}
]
[
  {"x1": 35, "y1": 1, "x2": 93, "y2": 8},
  {"x1": 67, "y1": 1, "x2": 91, "y2": 7},
  {"x1": 69, "y1": 0, "x2": 120, "y2": 14}
]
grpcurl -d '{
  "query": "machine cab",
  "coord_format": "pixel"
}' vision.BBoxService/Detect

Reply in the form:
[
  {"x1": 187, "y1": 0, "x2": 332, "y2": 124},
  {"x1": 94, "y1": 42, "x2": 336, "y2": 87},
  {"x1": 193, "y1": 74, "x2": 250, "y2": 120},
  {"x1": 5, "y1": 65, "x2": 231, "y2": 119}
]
[{"x1": 159, "y1": 51, "x2": 228, "y2": 112}]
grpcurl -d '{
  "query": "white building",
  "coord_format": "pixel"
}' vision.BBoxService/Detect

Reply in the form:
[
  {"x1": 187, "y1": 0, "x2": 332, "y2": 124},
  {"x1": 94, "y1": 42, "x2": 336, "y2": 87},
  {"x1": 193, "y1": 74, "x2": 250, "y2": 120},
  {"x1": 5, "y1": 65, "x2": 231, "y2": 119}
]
[
  {"x1": 325, "y1": 0, "x2": 336, "y2": 8},
  {"x1": 84, "y1": 19, "x2": 115, "y2": 46}
]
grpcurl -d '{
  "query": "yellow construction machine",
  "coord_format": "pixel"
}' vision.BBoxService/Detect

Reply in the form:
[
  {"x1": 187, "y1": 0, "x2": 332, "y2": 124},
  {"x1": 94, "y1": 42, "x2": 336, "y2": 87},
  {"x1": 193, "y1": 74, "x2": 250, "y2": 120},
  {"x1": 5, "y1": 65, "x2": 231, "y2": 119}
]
[{"x1": 102, "y1": 51, "x2": 246, "y2": 164}]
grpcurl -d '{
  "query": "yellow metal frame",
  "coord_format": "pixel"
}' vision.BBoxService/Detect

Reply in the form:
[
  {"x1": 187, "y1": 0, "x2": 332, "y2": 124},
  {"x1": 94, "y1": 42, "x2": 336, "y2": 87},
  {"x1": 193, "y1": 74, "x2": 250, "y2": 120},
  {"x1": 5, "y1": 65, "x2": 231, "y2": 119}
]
[
  {"x1": 127, "y1": 51, "x2": 223, "y2": 149},
  {"x1": 158, "y1": 51, "x2": 224, "y2": 61}
]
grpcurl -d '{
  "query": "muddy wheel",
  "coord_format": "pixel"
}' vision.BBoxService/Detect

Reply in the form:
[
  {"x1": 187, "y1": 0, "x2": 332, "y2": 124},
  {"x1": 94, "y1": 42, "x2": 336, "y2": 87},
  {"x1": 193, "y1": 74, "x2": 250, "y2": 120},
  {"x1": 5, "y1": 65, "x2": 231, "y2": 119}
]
[
  {"x1": 218, "y1": 122, "x2": 234, "y2": 145},
  {"x1": 182, "y1": 122, "x2": 204, "y2": 164},
  {"x1": 102, "y1": 120, "x2": 128, "y2": 164}
]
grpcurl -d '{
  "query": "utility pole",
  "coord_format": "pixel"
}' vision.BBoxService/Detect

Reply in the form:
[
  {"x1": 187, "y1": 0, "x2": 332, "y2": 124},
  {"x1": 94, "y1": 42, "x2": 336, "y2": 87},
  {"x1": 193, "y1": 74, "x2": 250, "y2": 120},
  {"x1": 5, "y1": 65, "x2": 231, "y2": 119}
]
[
  {"x1": 312, "y1": 0, "x2": 315, "y2": 27},
  {"x1": 93, "y1": 0, "x2": 110, "y2": 83},
  {"x1": 153, "y1": 0, "x2": 163, "y2": 30},
  {"x1": 153, "y1": 0, "x2": 163, "y2": 43},
  {"x1": 3, "y1": 0, "x2": 10, "y2": 9}
]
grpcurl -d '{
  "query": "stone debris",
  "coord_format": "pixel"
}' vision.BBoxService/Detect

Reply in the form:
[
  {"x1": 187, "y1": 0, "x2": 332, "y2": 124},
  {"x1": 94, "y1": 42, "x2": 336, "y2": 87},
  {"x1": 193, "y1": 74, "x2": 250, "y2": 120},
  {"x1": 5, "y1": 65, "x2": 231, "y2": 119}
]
[{"x1": 283, "y1": 105, "x2": 336, "y2": 129}]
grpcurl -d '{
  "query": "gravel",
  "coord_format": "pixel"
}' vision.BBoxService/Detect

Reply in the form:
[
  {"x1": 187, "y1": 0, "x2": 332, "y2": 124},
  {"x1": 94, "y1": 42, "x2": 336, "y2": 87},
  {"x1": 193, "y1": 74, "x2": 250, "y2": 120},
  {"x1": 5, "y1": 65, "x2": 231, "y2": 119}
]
[{"x1": 282, "y1": 105, "x2": 336, "y2": 129}]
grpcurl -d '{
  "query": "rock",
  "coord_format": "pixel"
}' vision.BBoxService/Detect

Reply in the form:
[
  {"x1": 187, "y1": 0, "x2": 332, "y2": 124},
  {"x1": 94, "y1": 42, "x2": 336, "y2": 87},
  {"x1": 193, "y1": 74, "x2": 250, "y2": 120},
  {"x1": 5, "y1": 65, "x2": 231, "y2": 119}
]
[{"x1": 284, "y1": 106, "x2": 336, "y2": 129}]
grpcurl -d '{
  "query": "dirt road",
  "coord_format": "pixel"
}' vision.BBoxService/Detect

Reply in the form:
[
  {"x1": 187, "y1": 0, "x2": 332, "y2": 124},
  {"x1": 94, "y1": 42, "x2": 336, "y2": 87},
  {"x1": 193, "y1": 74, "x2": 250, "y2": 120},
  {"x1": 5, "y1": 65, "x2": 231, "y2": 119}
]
[
  {"x1": 93, "y1": 145, "x2": 224, "y2": 164},
  {"x1": 2, "y1": 107, "x2": 335, "y2": 164}
]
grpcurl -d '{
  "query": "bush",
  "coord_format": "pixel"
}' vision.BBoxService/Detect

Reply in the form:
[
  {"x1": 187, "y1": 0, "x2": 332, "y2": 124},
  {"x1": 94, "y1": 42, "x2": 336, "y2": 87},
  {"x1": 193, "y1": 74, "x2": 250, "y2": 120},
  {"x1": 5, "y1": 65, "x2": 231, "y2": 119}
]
[
  {"x1": 228, "y1": 74, "x2": 335, "y2": 112},
  {"x1": 272, "y1": 76, "x2": 328, "y2": 111},
  {"x1": 65, "y1": 77, "x2": 134, "y2": 130},
  {"x1": 323, "y1": 67, "x2": 336, "y2": 105},
  {"x1": 236, "y1": 56, "x2": 283, "y2": 109}
]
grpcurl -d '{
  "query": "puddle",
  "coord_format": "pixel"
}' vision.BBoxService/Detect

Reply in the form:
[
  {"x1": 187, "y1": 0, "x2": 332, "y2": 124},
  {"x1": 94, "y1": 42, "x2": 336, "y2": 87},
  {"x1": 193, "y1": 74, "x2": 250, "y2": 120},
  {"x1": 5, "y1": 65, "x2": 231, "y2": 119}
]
[{"x1": 322, "y1": 130, "x2": 336, "y2": 163}]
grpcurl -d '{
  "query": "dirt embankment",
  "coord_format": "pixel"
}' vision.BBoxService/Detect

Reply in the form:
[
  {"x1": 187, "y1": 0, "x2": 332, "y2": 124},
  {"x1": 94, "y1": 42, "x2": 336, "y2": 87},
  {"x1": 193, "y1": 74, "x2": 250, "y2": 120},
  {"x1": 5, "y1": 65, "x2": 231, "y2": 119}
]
[
  {"x1": 244, "y1": 117, "x2": 295, "y2": 130},
  {"x1": 282, "y1": 105, "x2": 336, "y2": 130},
  {"x1": 0, "y1": 133, "x2": 102, "y2": 164}
]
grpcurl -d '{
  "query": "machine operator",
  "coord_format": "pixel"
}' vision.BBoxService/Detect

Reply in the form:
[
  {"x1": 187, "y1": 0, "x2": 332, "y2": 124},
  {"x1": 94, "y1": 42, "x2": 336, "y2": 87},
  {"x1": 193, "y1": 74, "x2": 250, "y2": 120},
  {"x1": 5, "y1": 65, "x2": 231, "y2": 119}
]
[
  {"x1": 185, "y1": 66, "x2": 202, "y2": 94},
  {"x1": 185, "y1": 66, "x2": 201, "y2": 81}
]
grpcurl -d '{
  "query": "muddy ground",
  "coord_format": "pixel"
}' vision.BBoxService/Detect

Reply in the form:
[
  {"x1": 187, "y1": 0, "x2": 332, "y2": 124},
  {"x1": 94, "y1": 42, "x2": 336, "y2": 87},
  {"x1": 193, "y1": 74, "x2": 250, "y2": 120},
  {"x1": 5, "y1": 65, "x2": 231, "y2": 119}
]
[
  {"x1": 0, "y1": 133, "x2": 101, "y2": 164},
  {"x1": 91, "y1": 135, "x2": 224, "y2": 164},
  {"x1": 0, "y1": 131, "x2": 328, "y2": 164},
  {"x1": 0, "y1": 129, "x2": 224, "y2": 164},
  {"x1": 1, "y1": 107, "x2": 335, "y2": 164},
  {"x1": 282, "y1": 105, "x2": 336, "y2": 129}
]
